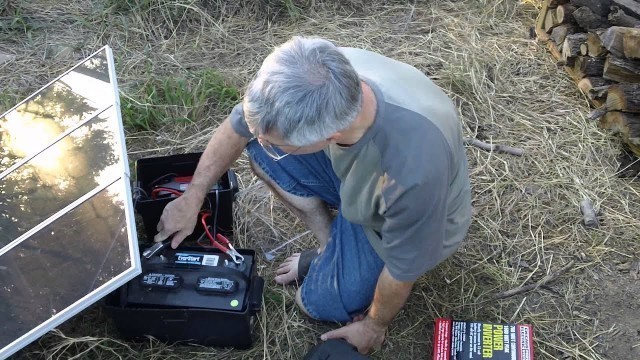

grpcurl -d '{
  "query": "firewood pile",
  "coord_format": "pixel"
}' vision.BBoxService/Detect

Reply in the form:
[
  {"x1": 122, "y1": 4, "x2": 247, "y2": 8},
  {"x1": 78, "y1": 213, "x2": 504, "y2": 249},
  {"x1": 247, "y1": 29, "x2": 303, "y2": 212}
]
[{"x1": 535, "y1": 0, "x2": 640, "y2": 157}]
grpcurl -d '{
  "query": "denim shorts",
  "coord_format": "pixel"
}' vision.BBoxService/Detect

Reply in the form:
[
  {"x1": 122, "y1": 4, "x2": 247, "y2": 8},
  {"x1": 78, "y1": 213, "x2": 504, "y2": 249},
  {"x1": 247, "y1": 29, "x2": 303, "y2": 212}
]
[{"x1": 246, "y1": 139, "x2": 385, "y2": 323}]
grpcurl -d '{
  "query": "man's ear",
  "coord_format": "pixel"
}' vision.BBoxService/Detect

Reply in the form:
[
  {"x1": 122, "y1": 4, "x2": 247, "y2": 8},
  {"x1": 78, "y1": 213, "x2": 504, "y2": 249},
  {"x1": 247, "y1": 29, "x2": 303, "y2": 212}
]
[{"x1": 326, "y1": 133, "x2": 342, "y2": 143}]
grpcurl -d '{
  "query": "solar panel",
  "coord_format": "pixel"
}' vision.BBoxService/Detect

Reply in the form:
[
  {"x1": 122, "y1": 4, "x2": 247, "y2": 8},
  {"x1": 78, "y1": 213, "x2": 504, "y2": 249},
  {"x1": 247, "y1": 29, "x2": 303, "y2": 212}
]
[{"x1": 0, "y1": 46, "x2": 141, "y2": 358}]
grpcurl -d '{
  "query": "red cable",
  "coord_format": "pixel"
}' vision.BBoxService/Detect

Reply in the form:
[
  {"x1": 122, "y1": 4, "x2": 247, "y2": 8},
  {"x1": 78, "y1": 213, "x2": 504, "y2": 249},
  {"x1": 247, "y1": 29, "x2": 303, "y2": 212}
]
[
  {"x1": 150, "y1": 187, "x2": 184, "y2": 199},
  {"x1": 200, "y1": 212, "x2": 217, "y2": 247}
]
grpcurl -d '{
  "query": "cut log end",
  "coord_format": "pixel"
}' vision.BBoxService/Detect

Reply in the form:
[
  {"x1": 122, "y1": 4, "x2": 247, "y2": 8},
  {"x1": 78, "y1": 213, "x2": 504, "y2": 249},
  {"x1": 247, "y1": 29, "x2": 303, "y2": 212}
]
[
  {"x1": 545, "y1": 10, "x2": 561, "y2": 33},
  {"x1": 563, "y1": 33, "x2": 588, "y2": 67},
  {"x1": 551, "y1": 24, "x2": 578, "y2": 45},
  {"x1": 623, "y1": 32, "x2": 640, "y2": 59},
  {"x1": 599, "y1": 111, "x2": 640, "y2": 157},
  {"x1": 606, "y1": 84, "x2": 640, "y2": 112},
  {"x1": 601, "y1": 26, "x2": 640, "y2": 58},
  {"x1": 557, "y1": 4, "x2": 577, "y2": 24},
  {"x1": 578, "y1": 78, "x2": 612, "y2": 107},
  {"x1": 587, "y1": 31, "x2": 607, "y2": 57}
]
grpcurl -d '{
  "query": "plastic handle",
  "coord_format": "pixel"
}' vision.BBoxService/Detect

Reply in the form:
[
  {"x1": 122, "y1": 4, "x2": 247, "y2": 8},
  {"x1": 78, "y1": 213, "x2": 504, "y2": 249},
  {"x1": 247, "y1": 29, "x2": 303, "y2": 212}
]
[{"x1": 249, "y1": 276, "x2": 265, "y2": 312}]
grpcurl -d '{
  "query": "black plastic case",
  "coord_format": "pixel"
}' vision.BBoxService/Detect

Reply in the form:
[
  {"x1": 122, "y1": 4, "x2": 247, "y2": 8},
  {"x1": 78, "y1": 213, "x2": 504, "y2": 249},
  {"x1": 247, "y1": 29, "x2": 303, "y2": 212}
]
[
  {"x1": 104, "y1": 152, "x2": 263, "y2": 349},
  {"x1": 133, "y1": 152, "x2": 238, "y2": 241}
]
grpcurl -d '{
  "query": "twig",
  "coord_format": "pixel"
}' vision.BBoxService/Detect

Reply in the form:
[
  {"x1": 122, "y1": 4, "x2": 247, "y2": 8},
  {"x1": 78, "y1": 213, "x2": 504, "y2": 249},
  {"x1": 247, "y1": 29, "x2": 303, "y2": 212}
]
[
  {"x1": 464, "y1": 138, "x2": 524, "y2": 156},
  {"x1": 580, "y1": 198, "x2": 599, "y2": 228},
  {"x1": 493, "y1": 260, "x2": 576, "y2": 299},
  {"x1": 264, "y1": 230, "x2": 312, "y2": 261}
]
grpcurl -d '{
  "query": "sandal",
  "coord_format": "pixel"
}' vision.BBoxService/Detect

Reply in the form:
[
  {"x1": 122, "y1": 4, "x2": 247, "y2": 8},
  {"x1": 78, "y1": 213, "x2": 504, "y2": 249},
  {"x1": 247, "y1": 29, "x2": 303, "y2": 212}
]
[{"x1": 297, "y1": 248, "x2": 319, "y2": 283}]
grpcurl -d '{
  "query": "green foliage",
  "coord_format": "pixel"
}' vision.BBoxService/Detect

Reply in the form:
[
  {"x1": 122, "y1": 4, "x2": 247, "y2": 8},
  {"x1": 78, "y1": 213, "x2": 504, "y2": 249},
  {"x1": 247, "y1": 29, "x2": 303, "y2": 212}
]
[
  {"x1": 0, "y1": 4, "x2": 35, "y2": 39},
  {"x1": 104, "y1": 0, "x2": 156, "y2": 13},
  {"x1": 0, "y1": 92, "x2": 23, "y2": 115},
  {"x1": 120, "y1": 69, "x2": 240, "y2": 132},
  {"x1": 282, "y1": 0, "x2": 301, "y2": 19},
  {"x1": 103, "y1": 0, "x2": 208, "y2": 39}
]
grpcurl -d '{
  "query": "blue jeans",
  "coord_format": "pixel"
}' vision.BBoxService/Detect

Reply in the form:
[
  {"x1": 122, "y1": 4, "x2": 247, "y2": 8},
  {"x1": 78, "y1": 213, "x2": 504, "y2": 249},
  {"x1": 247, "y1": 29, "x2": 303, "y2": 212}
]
[{"x1": 246, "y1": 140, "x2": 385, "y2": 322}]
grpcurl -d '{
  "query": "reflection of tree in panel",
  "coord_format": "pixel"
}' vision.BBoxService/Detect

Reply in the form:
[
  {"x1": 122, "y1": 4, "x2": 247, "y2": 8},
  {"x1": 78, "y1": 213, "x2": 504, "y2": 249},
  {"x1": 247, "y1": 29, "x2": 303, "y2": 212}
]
[
  {"x1": 0, "y1": 51, "x2": 109, "y2": 172},
  {"x1": 72, "y1": 56, "x2": 110, "y2": 84},
  {"x1": 1, "y1": 85, "x2": 96, "y2": 164},
  {"x1": 0, "y1": 50, "x2": 129, "y2": 347},
  {"x1": 0, "y1": 184, "x2": 131, "y2": 349},
  {"x1": 0, "y1": 114, "x2": 120, "y2": 247}
]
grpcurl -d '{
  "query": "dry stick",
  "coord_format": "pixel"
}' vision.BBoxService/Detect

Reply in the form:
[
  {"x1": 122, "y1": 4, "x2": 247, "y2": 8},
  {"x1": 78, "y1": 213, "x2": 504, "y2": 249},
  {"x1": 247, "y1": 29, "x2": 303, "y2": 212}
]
[
  {"x1": 464, "y1": 138, "x2": 525, "y2": 156},
  {"x1": 580, "y1": 198, "x2": 599, "y2": 228},
  {"x1": 493, "y1": 260, "x2": 576, "y2": 299}
]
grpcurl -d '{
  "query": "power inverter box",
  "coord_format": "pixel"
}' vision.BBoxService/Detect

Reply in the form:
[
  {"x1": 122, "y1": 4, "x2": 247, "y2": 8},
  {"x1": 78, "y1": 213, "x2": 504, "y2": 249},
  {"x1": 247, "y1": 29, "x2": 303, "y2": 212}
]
[{"x1": 433, "y1": 318, "x2": 534, "y2": 360}]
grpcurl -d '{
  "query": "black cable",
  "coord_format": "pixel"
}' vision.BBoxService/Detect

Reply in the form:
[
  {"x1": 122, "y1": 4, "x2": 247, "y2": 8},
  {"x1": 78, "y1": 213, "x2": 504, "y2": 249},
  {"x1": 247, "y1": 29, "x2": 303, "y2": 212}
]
[
  {"x1": 212, "y1": 189, "x2": 219, "y2": 238},
  {"x1": 147, "y1": 173, "x2": 178, "y2": 188},
  {"x1": 132, "y1": 186, "x2": 149, "y2": 208},
  {"x1": 203, "y1": 193, "x2": 213, "y2": 212}
]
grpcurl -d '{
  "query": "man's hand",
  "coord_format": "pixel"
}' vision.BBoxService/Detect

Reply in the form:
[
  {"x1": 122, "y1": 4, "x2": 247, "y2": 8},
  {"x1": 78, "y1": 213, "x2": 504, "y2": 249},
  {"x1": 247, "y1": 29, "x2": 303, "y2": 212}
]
[
  {"x1": 319, "y1": 267, "x2": 414, "y2": 354},
  {"x1": 154, "y1": 193, "x2": 202, "y2": 249},
  {"x1": 320, "y1": 317, "x2": 386, "y2": 354}
]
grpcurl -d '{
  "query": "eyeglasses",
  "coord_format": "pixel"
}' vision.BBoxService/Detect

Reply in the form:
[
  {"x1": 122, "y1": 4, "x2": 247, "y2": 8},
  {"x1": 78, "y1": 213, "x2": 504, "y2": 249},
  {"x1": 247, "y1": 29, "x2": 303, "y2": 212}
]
[{"x1": 256, "y1": 138, "x2": 301, "y2": 161}]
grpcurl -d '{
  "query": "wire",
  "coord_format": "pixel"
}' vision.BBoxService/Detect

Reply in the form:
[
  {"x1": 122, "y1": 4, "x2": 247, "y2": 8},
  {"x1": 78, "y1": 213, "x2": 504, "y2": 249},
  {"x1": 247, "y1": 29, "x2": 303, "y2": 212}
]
[
  {"x1": 143, "y1": 174, "x2": 222, "y2": 248},
  {"x1": 132, "y1": 186, "x2": 149, "y2": 208},
  {"x1": 200, "y1": 213, "x2": 216, "y2": 247},
  {"x1": 212, "y1": 190, "x2": 219, "y2": 239},
  {"x1": 196, "y1": 226, "x2": 213, "y2": 248},
  {"x1": 150, "y1": 187, "x2": 184, "y2": 199},
  {"x1": 133, "y1": 187, "x2": 149, "y2": 198},
  {"x1": 147, "y1": 173, "x2": 178, "y2": 188},
  {"x1": 204, "y1": 193, "x2": 213, "y2": 212}
]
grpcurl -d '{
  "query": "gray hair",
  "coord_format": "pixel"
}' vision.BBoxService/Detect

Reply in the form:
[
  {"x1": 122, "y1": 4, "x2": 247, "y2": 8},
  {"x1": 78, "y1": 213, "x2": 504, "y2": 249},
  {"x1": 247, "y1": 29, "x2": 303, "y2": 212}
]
[{"x1": 243, "y1": 36, "x2": 362, "y2": 146}]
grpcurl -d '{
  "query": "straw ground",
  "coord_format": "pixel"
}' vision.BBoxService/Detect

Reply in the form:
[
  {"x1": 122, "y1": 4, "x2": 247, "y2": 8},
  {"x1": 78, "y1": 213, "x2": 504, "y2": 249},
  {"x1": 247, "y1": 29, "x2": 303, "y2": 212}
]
[{"x1": 2, "y1": 0, "x2": 639, "y2": 359}]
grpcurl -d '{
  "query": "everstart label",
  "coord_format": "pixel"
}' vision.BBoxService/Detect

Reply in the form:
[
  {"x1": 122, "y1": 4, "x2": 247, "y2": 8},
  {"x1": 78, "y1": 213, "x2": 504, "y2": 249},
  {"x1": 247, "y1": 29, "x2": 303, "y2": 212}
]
[
  {"x1": 433, "y1": 318, "x2": 534, "y2": 360},
  {"x1": 174, "y1": 252, "x2": 219, "y2": 267}
]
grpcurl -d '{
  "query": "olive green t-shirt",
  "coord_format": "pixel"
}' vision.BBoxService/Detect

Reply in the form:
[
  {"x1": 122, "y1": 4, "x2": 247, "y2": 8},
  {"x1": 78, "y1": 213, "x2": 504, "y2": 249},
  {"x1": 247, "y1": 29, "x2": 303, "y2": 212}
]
[{"x1": 230, "y1": 47, "x2": 472, "y2": 282}]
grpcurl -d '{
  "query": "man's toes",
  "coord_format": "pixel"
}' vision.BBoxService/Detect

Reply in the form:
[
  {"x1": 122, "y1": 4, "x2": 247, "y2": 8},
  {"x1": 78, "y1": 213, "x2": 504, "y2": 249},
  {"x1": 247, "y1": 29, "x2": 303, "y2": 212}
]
[
  {"x1": 274, "y1": 253, "x2": 302, "y2": 285},
  {"x1": 275, "y1": 265, "x2": 291, "y2": 275},
  {"x1": 275, "y1": 271, "x2": 297, "y2": 284},
  {"x1": 277, "y1": 260, "x2": 293, "y2": 270}
]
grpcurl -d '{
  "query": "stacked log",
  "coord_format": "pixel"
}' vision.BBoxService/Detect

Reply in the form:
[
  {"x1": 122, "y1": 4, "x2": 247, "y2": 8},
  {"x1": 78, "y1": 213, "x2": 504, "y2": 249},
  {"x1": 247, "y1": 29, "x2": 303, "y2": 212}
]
[{"x1": 535, "y1": 0, "x2": 640, "y2": 157}]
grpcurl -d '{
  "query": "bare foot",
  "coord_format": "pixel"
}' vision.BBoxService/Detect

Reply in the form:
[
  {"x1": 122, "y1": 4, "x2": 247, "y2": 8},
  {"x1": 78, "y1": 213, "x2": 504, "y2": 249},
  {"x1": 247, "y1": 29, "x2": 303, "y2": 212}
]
[{"x1": 275, "y1": 253, "x2": 301, "y2": 284}]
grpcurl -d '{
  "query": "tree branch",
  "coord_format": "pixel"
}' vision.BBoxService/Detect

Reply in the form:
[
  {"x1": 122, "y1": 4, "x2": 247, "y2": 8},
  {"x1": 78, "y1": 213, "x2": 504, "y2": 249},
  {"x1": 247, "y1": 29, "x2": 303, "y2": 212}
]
[{"x1": 493, "y1": 260, "x2": 576, "y2": 299}]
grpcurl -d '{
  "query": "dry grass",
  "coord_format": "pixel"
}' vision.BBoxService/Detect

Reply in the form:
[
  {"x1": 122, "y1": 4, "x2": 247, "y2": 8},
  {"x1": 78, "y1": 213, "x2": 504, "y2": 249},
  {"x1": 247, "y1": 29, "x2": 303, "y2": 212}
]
[{"x1": 2, "y1": 0, "x2": 640, "y2": 359}]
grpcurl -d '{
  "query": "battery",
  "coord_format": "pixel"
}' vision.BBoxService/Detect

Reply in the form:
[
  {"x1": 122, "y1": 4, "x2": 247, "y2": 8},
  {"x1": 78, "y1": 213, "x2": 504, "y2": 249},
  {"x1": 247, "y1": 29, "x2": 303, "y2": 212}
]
[
  {"x1": 104, "y1": 247, "x2": 264, "y2": 349},
  {"x1": 126, "y1": 249, "x2": 253, "y2": 311}
]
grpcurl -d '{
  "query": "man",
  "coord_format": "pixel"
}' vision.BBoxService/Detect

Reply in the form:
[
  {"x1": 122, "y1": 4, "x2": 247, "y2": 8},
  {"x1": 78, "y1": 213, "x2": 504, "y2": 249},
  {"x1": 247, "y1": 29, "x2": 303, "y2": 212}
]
[{"x1": 155, "y1": 36, "x2": 472, "y2": 354}]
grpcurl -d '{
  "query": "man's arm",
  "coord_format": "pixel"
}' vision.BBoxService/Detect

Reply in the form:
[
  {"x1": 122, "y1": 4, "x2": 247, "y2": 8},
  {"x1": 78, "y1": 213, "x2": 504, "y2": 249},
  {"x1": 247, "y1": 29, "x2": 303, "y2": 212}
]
[
  {"x1": 155, "y1": 117, "x2": 249, "y2": 248},
  {"x1": 367, "y1": 267, "x2": 414, "y2": 328},
  {"x1": 321, "y1": 266, "x2": 414, "y2": 354},
  {"x1": 183, "y1": 118, "x2": 248, "y2": 201}
]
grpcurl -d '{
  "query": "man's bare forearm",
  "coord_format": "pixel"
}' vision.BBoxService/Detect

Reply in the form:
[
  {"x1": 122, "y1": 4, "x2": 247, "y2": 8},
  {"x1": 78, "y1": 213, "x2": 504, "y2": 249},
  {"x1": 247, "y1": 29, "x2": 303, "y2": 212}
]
[
  {"x1": 366, "y1": 267, "x2": 414, "y2": 329},
  {"x1": 186, "y1": 118, "x2": 249, "y2": 200}
]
